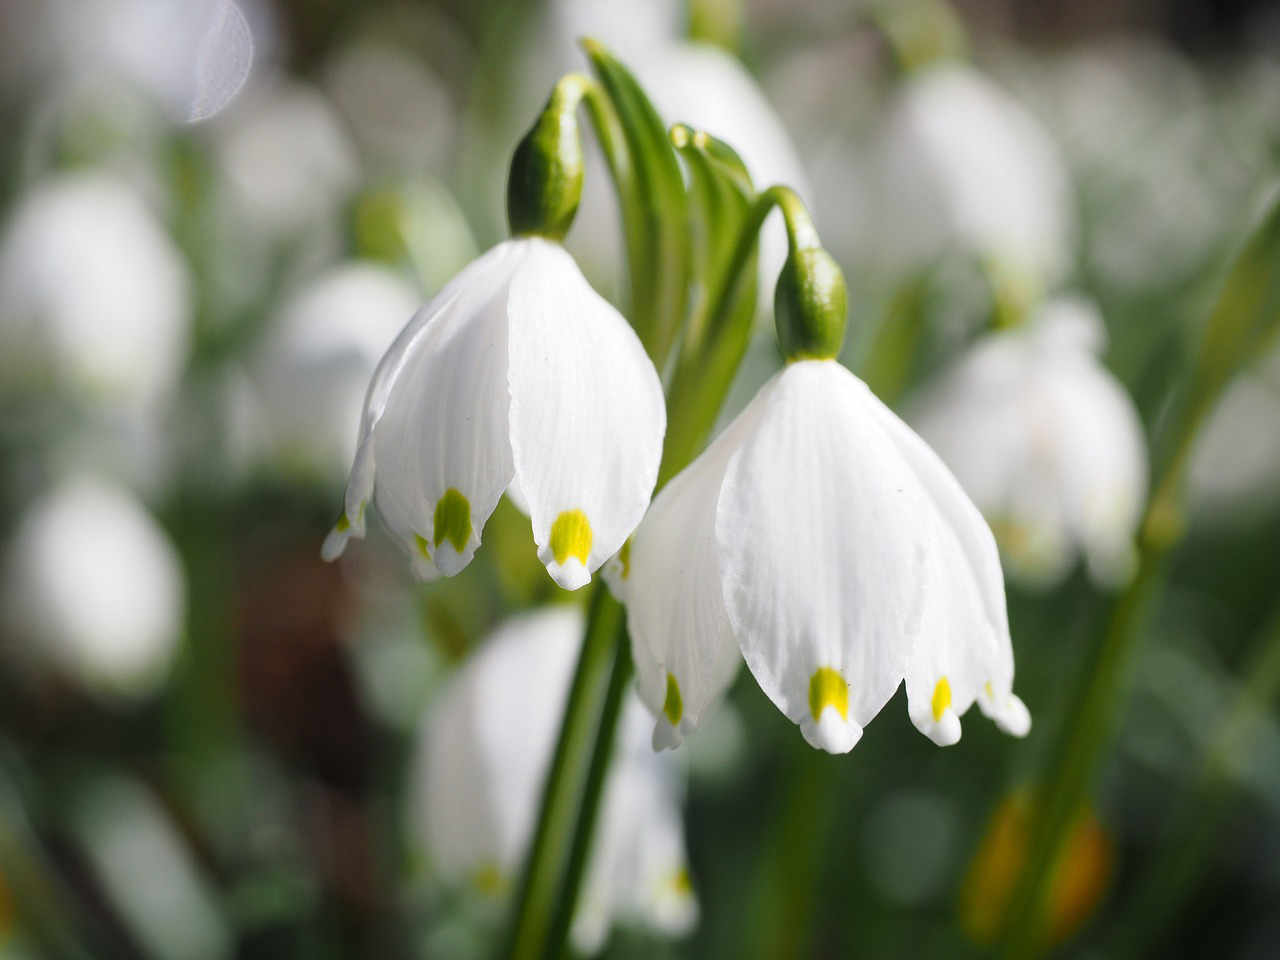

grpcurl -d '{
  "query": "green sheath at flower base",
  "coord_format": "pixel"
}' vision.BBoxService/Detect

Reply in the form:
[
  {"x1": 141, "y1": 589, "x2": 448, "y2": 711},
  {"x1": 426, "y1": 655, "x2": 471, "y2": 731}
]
[
  {"x1": 766, "y1": 187, "x2": 847, "y2": 361},
  {"x1": 506, "y1": 75, "x2": 590, "y2": 240}
]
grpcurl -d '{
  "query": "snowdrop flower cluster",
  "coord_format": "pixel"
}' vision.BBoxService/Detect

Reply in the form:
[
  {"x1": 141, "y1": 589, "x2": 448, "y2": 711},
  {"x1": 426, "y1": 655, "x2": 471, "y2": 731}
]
[
  {"x1": 613, "y1": 199, "x2": 1031, "y2": 754},
  {"x1": 324, "y1": 77, "x2": 665, "y2": 590},
  {"x1": 874, "y1": 63, "x2": 1074, "y2": 300},
  {"x1": 3, "y1": 476, "x2": 186, "y2": 701},
  {"x1": 908, "y1": 297, "x2": 1148, "y2": 588},
  {"x1": 412, "y1": 606, "x2": 696, "y2": 953},
  {"x1": 0, "y1": 173, "x2": 191, "y2": 414}
]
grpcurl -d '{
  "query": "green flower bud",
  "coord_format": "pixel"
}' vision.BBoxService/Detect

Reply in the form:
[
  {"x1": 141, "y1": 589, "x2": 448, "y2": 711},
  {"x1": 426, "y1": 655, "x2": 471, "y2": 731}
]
[
  {"x1": 775, "y1": 246, "x2": 848, "y2": 361},
  {"x1": 506, "y1": 76, "x2": 588, "y2": 241}
]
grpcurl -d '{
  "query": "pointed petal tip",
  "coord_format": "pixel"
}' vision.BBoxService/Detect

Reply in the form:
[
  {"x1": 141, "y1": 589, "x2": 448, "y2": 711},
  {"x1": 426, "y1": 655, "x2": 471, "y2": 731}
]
[
  {"x1": 915, "y1": 707, "x2": 962, "y2": 747},
  {"x1": 652, "y1": 718, "x2": 684, "y2": 752},
  {"x1": 543, "y1": 554, "x2": 592, "y2": 591},
  {"x1": 321, "y1": 525, "x2": 352, "y2": 563},
  {"x1": 801, "y1": 708, "x2": 862, "y2": 754},
  {"x1": 995, "y1": 693, "x2": 1032, "y2": 737}
]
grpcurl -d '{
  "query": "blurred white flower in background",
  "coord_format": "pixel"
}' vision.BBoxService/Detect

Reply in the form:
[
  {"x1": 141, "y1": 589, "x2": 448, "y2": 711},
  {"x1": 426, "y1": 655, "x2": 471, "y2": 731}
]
[
  {"x1": 872, "y1": 63, "x2": 1075, "y2": 299},
  {"x1": 252, "y1": 262, "x2": 421, "y2": 485},
  {"x1": 0, "y1": 172, "x2": 192, "y2": 414},
  {"x1": 1188, "y1": 342, "x2": 1280, "y2": 528},
  {"x1": 909, "y1": 297, "x2": 1148, "y2": 589},
  {"x1": 3, "y1": 476, "x2": 186, "y2": 702},
  {"x1": 324, "y1": 39, "x2": 456, "y2": 177},
  {"x1": 411, "y1": 606, "x2": 696, "y2": 954},
  {"x1": 211, "y1": 80, "x2": 359, "y2": 242},
  {"x1": 69, "y1": 776, "x2": 230, "y2": 960},
  {"x1": 24, "y1": 0, "x2": 254, "y2": 123}
]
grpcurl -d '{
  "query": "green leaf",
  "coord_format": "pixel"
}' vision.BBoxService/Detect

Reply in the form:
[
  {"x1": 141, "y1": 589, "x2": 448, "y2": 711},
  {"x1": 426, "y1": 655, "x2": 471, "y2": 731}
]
[
  {"x1": 661, "y1": 126, "x2": 759, "y2": 483},
  {"x1": 582, "y1": 39, "x2": 691, "y2": 368}
]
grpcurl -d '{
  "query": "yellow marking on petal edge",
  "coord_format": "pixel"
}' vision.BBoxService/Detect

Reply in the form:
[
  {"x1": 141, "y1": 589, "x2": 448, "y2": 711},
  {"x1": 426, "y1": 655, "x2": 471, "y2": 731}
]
[
  {"x1": 618, "y1": 538, "x2": 632, "y2": 580},
  {"x1": 662, "y1": 672, "x2": 683, "y2": 727},
  {"x1": 984, "y1": 681, "x2": 994, "y2": 701},
  {"x1": 335, "y1": 514, "x2": 350, "y2": 533},
  {"x1": 433, "y1": 488, "x2": 471, "y2": 552},
  {"x1": 414, "y1": 534, "x2": 431, "y2": 558},
  {"x1": 549, "y1": 510, "x2": 592, "y2": 566},
  {"x1": 808, "y1": 667, "x2": 848, "y2": 723},
  {"x1": 932, "y1": 676, "x2": 953, "y2": 723},
  {"x1": 669, "y1": 866, "x2": 693, "y2": 895},
  {"x1": 471, "y1": 863, "x2": 505, "y2": 895}
]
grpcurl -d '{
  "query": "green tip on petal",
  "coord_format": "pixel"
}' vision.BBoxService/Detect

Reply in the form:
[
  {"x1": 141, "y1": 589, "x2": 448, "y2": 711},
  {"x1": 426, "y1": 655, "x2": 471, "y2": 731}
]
[
  {"x1": 433, "y1": 489, "x2": 472, "y2": 553},
  {"x1": 662, "y1": 672, "x2": 684, "y2": 727}
]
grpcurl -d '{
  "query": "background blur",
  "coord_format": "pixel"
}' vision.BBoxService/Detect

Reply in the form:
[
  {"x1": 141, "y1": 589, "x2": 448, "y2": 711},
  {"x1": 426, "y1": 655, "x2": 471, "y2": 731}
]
[{"x1": 1, "y1": 0, "x2": 1279, "y2": 957}]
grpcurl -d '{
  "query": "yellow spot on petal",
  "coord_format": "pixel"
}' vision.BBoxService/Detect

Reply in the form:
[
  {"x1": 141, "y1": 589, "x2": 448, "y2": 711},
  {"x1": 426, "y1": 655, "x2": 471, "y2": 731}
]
[
  {"x1": 932, "y1": 676, "x2": 953, "y2": 723},
  {"x1": 984, "y1": 681, "x2": 994, "y2": 701},
  {"x1": 669, "y1": 866, "x2": 693, "y2": 895},
  {"x1": 471, "y1": 863, "x2": 505, "y2": 895},
  {"x1": 335, "y1": 514, "x2": 350, "y2": 533},
  {"x1": 808, "y1": 667, "x2": 848, "y2": 723},
  {"x1": 433, "y1": 488, "x2": 471, "y2": 553},
  {"x1": 662, "y1": 672, "x2": 683, "y2": 727},
  {"x1": 549, "y1": 509, "x2": 592, "y2": 566},
  {"x1": 414, "y1": 534, "x2": 431, "y2": 558},
  {"x1": 618, "y1": 538, "x2": 632, "y2": 580}
]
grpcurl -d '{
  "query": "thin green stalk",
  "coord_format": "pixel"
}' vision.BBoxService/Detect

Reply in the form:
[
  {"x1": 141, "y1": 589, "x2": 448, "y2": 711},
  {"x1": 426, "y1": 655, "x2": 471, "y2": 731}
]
[
  {"x1": 1111, "y1": 602, "x2": 1280, "y2": 956},
  {"x1": 998, "y1": 196, "x2": 1280, "y2": 959},
  {"x1": 542, "y1": 641, "x2": 635, "y2": 957},
  {"x1": 498, "y1": 587, "x2": 627, "y2": 960}
]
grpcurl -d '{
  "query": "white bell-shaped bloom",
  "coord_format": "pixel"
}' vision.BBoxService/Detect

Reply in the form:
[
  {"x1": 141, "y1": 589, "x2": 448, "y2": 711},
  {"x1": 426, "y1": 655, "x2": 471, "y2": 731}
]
[
  {"x1": 0, "y1": 173, "x2": 191, "y2": 413},
  {"x1": 254, "y1": 262, "x2": 421, "y2": 483},
  {"x1": 3, "y1": 476, "x2": 185, "y2": 701},
  {"x1": 616, "y1": 357, "x2": 1029, "y2": 754},
  {"x1": 323, "y1": 237, "x2": 665, "y2": 591},
  {"x1": 411, "y1": 606, "x2": 696, "y2": 953},
  {"x1": 908, "y1": 297, "x2": 1148, "y2": 589},
  {"x1": 874, "y1": 63, "x2": 1074, "y2": 296}
]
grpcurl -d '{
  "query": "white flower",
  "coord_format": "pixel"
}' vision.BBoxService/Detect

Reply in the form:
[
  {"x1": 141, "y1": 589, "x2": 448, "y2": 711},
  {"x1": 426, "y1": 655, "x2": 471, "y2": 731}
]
[
  {"x1": 616, "y1": 357, "x2": 1030, "y2": 755},
  {"x1": 874, "y1": 63, "x2": 1074, "y2": 295},
  {"x1": 908, "y1": 297, "x2": 1148, "y2": 588},
  {"x1": 3, "y1": 476, "x2": 185, "y2": 701},
  {"x1": 411, "y1": 606, "x2": 696, "y2": 953},
  {"x1": 0, "y1": 173, "x2": 191, "y2": 413},
  {"x1": 323, "y1": 237, "x2": 665, "y2": 591},
  {"x1": 254, "y1": 262, "x2": 421, "y2": 483}
]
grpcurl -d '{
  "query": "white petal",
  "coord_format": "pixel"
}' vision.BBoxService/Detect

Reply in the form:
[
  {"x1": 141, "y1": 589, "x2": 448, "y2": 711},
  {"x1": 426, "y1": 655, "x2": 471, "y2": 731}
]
[
  {"x1": 864, "y1": 388, "x2": 1024, "y2": 743},
  {"x1": 507, "y1": 239, "x2": 665, "y2": 590},
  {"x1": 623, "y1": 399, "x2": 770, "y2": 750},
  {"x1": 716, "y1": 361, "x2": 934, "y2": 754},
  {"x1": 359, "y1": 242, "x2": 529, "y2": 576},
  {"x1": 416, "y1": 606, "x2": 584, "y2": 884}
]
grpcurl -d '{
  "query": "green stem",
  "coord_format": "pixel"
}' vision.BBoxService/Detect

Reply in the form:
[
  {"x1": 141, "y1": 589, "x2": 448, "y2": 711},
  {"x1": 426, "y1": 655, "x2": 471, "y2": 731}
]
[
  {"x1": 498, "y1": 586, "x2": 627, "y2": 960},
  {"x1": 1111, "y1": 601, "x2": 1280, "y2": 956},
  {"x1": 542, "y1": 641, "x2": 635, "y2": 956}
]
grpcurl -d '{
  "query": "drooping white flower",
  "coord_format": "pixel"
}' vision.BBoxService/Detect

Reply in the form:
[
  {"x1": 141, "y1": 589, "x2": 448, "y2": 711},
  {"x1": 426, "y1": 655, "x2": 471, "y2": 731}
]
[
  {"x1": 323, "y1": 238, "x2": 665, "y2": 591},
  {"x1": 908, "y1": 297, "x2": 1148, "y2": 589},
  {"x1": 411, "y1": 606, "x2": 696, "y2": 953},
  {"x1": 616, "y1": 357, "x2": 1030, "y2": 754},
  {"x1": 253, "y1": 262, "x2": 421, "y2": 483},
  {"x1": 3, "y1": 476, "x2": 186, "y2": 701},
  {"x1": 873, "y1": 63, "x2": 1074, "y2": 296},
  {"x1": 0, "y1": 173, "x2": 191, "y2": 413}
]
